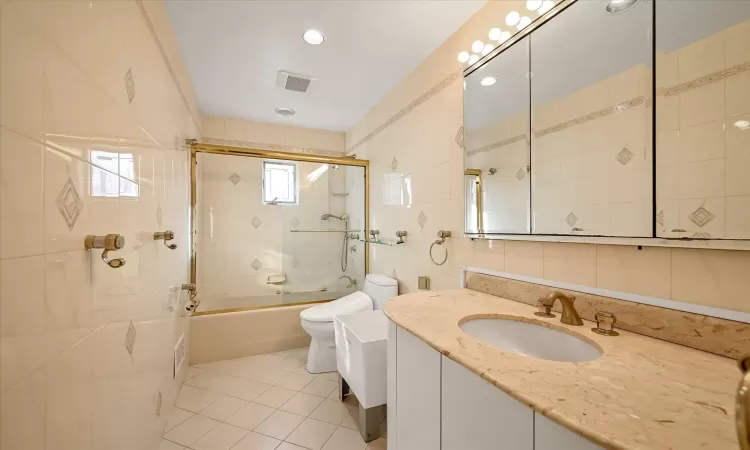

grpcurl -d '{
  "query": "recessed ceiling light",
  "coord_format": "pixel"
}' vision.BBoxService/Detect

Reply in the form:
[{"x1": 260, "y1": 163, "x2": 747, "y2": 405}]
[
  {"x1": 302, "y1": 29, "x2": 325, "y2": 45},
  {"x1": 506, "y1": 11, "x2": 521, "y2": 26},
  {"x1": 488, "y1": 28, "x2": 502, "y2": 41},
  {"x1": 468, "y1": 54, "x2": 480, "y2": 65},
  {"x1": 517, "y1": 16, "x2": 532, "y2": 30},
  {"x1": 735, "y1": 120, "x2": 750, "y2": 130},
  {"x1": 481, "y1": 77, "x2": 497, "y2": 86},
  {"x1": 472, "y1": 40, "x2": 484, "y2": 53},
  {"x1": 275, "y1": 107, "x2": 296, "y2": 116},
  {"x1": 605, "y1": 0, "x2": 638, "y2": 14},
  {"x1": 457, "y1": 51, "x2": 470, "y2": 63},
  {"x1": 538, "y1": 0, "x2": 555, "y2": 14},
  {"x1": 526, "y1": 0, "x2": 543, "y2": 11}
]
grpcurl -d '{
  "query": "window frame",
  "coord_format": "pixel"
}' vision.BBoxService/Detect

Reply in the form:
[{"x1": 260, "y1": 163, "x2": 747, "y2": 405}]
[{"x1": 262, "y1": 160, "x2": 298, "y2": 205}]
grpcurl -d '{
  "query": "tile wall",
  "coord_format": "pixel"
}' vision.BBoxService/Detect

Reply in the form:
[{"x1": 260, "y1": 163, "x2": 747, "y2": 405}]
[
  {"x1": 656, "y1": 19, "x2": 750, "y2": 239},
  {"x1": 0, "y1": 0, "x2": 200, "y2": 448},
  {"x1": 345, "y1": 1, "x2": 750, "y2": 313}
]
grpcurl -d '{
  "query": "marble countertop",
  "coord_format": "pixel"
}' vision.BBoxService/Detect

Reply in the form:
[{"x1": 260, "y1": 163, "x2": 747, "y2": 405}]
[{"x1": 383, "y1": 288, "x2": 740, "y2": 450}]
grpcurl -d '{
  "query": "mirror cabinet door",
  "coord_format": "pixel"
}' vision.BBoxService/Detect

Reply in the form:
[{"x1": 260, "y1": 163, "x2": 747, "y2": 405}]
[
  {"x1": 655, "y1": 0, "x2": 750, "y2": 240},
  {"x1": 464, "y1": 36, "x2": 531, "y2": 234},
  {"x1": 530, "y1": 0, "x2": 653, "y2": 236}
]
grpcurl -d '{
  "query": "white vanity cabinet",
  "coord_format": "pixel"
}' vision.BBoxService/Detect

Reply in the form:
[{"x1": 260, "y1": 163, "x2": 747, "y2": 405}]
[{"x1": 388, "y1": 322, "x2": 604, "y2": 450}]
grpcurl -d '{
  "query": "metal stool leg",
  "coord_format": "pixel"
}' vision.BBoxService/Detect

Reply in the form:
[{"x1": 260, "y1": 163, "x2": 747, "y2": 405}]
[{"x1": 358, "y1": 403, "x2": 385, "y2": 443}]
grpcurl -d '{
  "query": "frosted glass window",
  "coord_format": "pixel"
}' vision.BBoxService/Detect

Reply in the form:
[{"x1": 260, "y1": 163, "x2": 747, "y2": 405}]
[
  {"x1": 90, "y1": 150, "x2": 138, "y2": 198},
  {"x1": 263, "y1": 161, "x2": 297, "y2": 204}
]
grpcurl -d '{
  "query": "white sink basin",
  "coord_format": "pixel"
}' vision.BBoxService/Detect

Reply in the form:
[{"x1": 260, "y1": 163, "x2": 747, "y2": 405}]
[{"x1": 460, "y1": 317, "x2": 602, "y2": 362}]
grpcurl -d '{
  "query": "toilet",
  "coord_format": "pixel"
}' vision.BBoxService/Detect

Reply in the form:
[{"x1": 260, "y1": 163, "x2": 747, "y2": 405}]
[{"x1": 300, "y1": 274, "x2": 398, "y2": 373}]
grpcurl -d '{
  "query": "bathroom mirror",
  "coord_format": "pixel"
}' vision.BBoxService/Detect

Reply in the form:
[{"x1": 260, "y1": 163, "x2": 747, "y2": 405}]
[
  {"x1": 530, "y1": 0, "x2": 653, "y2": 237},
  {"x1": 464, "y1": 36, "x2": 531, "y2": 234},
  {"x1": 655, "y1": 0, "x2": 750, "y2": 240}
]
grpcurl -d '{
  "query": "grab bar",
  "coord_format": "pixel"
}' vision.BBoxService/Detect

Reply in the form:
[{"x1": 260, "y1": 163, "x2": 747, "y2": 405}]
[
  {"x1": 737, "y1": 355, "x2": 750, "y2": 450},
  {"x1": 290, "y1": 229, "x2": 361, "y2": 233},
  {"x1": 276, "y1": 287, "x2": 328, "y2": 295}
]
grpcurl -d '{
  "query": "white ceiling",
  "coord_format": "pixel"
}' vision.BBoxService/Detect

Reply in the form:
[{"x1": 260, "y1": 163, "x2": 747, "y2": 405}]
[{"x1": 166, "y1": 0, "x2": 486, "y2": 133}]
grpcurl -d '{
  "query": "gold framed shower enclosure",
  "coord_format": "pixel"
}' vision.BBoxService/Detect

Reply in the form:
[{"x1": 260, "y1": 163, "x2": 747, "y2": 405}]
[{"x1": 187, "y1": 139, "x2": 371, "y2": 316}]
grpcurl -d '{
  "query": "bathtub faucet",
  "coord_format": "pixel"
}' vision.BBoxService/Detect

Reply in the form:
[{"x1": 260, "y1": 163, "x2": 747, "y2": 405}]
[{"x1": 338, "y1": 275, "x2": 357, "y2": 288}]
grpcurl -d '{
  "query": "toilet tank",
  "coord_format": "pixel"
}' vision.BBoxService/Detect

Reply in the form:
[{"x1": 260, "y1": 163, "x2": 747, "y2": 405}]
[{"x1": 362, "y1": 274, "x2": 398, "y2": 309}]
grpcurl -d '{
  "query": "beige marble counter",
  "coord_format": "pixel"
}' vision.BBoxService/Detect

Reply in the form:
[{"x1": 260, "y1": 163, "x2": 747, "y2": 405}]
[{"x1": 384, "y1": 288, "x2": 740, "y2": 450}]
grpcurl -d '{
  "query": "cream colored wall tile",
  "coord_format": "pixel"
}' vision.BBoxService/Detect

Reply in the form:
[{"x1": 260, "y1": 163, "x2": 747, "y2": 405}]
[
  {"x1": 726, "y1": 195, "x2": 750, "y2": 239},
  {"x1": 656, "y1": 95, "x2": 680, "y2": 132},
  {"x1": 0, "y1": 128, "x2": 44, "y2": 259},
  {"x1": 679, "y1": 120, "x2": 725, "y2": 163},
  {"x1": 678, "y1": 158, "x2": 725, "y2": 199},
  {"x1": 678, "y1": 197, "x2": 725, "y2": 238},
  {"x1": 725, "y1": 19, "x2": 750, "y2": 68},
  {"x1": 471, "y1": 239, "x2": 504, "y2": 272},
  {"x1": 504, "y1": 241, "x2": 543, "y2": 278},
  {"x1": 679, "y1": 82, "x2": 725, "y2": 129},
  {"x1": 224, "y1": 118, "x2": 247, "y2": 141},
  {"x1": 541, "y1": 243, "x2": 596, "y2": 286},
  {"x1": 0, "y1": 369, "x2": 45, "y2": 450},
  {"x1": 726, "y1": 71, "x2": 750, "y2": 117},
  {"x1": 677, "y1": 32, "x2": 725, "y2": 83},
  {"x1": 203, "y1": 116, "x2": 225, "y2": 139},
  {"x1": 596, "y1": 245, "x2": 671, "y2": 299},
  {"x1": 671, "y1": 248, "x2": 750, "y2": 312},
  {"x1": 656, "y1": 51, "x2": 679, "y2": 89}
]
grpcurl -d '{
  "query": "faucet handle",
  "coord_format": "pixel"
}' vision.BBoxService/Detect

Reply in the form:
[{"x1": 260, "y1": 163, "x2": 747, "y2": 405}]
[
  {"x1": 534, "y1": 299, "x2": 555, "y2": 318},
  {"x1": 592, "y1": 311, "x2": 619, "y2": 336}
]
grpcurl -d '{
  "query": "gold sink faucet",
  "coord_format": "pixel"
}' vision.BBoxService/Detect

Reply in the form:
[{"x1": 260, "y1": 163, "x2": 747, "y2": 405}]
[{"x1": 534, "y1": 291, "x2": 584, "y2": 326}]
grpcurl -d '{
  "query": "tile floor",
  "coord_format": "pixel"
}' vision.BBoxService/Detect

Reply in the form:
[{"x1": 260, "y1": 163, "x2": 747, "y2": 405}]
[{"x1": 161, "y1": 348, "x2": 386, "y2": 450}]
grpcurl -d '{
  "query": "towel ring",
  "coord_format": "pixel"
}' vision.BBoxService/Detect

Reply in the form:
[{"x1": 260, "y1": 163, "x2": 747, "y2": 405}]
[{"x1": 429, "y1": 230, "x2": 451, "y2": 266}]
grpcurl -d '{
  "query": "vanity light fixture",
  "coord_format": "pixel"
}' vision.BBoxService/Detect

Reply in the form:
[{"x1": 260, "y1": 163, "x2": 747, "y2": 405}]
[
  {"x1": 471, "y1": 40, "x2": 484, "y2": 53},
  {"x1": 468, "y1": 54, "x2": 480, "y2": 65},
  {"x1": 606, "y1": 0, "x2": 639, "y2": 14},
  {"x1": 498, "y1": 31, "x2": 512, "y2": 43},
  {"x1": 488, "y1": 27, "x2": 502, "y2": 41},
  {"x1": 482, "y1": 44, "x2": 494, "y2": 56},
  {"x1": 517, "y1": 16, "x2": 532, "y2": 30},
  {"x1": 457, "y1": 51, "x2": 470, "y2": 63},
  {"x1": 735, "y1": 120, "x2": 750, "y2": 130},
  {"x1": 538, "y1": 0, "x2": 555, "y2": 14},
  {"x1": 506, "y1": 11, "x2": 521, "y2": 26},
  {"x1": 526, "y1": 0, "x2": 543, "y2": 11},
  {"x1": 275, "y1": 107, "x2": 296, "y2": 116},
  {"x1": 302, "y1": 29, "x2": 325, "y2": 45},
  {"x1": 480, "y1": 77, "x2": 497, "y2": 86}
]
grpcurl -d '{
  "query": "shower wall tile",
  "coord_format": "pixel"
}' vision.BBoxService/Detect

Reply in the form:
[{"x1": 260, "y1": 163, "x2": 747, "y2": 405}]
[
  {"x1": 679, "y1": 81, "x2": 725, "y2": 129},
  {"x1": 725, "y1": 19, "x2": 750, "y2": 68},
  {"x1": 0, "y1": 0, "x2": 198, "y2": 448},
  {"x1": 671, "y1": 248, "x2": 750, "y2": 312},
  {"x1": 726, "y1": 71, "x2": 750, "y2": 117}
]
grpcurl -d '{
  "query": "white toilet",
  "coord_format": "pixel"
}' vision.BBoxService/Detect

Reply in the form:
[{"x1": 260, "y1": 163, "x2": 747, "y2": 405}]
[{"x1": 300, "y1": 274, "x2": 398, "y2": 373}]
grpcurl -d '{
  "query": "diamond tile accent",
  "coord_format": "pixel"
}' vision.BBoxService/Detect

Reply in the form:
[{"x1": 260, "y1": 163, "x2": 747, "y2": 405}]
[
  {"x1": 290, "y1": 217, "x2": 300, "y2": 229},
  {"x1": 56, "y1": 177, "x2": 84, "y2": 231},
  {"x1": 391, "y1": 157, "x2": 398, "y2": 171},
  {"x1": 417, "y1": 211, "x2": 427, "y2": 229},
  {"x1": 228, "y1": 172, "x2": 241, "y2": 185},
  {"x1": 692, "y1": 232, "x2": 712, "y2": 239},
  {"x1": 689, "y1": 206, "x2": 715, "y2": 228},
  {"x1": 616, "y1": 147, "x2": 634, "y2": 165},
  {"x1": 125, "y1": 321, "x2": 136, "y2": 356},
  {"x1": 156, "y1": 204, "x2": 163, "y2": 227},
  {"x1": 656, "y1": 210, "x2": 664, "y2": 226},
  {"x1": 251, "y1": 258, "x2": 262, "y2": 271},
  {"x1": 455, "y1": 126, "x2": 465, "y2": 148},
  {"x1": 291, "y1": 256, "x2": 300, "y2": 268},
  {"x1": 516, "y1": 168, "x2": 525, "y2": 181},
  {"x1": 565, "y1": 212, "x2": 579, "y2": 227},
  {"x1": 252, "y1": 217, "x2": 262, "y2": 228},
  {"x1": 124, "y1": 68, "x2": 135, "y2": 103},
  {"x1": 392, "y1": 269, "x2": 398, "y2": 279}
]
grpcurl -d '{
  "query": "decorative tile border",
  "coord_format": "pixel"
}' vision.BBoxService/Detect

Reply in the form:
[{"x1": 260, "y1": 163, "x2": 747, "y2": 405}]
[
  {"x1": 202, "y1": 137, "x2": 345, "y2": 158},
  {"x1": 465, "y1": 271, "x2": 750, "y2": 359},
  {"x1": 535, "y1": 96, "x2": 647, "y2": 138},
  {"x1": 659, "y1": 60, "x2": 750, "y2": 97},
  {"x1": 466, "y1": 134, "x2": 528, "y2": 157},
  {"x1": 347, "y1": 69, "x2": 463, "y2": 153}
]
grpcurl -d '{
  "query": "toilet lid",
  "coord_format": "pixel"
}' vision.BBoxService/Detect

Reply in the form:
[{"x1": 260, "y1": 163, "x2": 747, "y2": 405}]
[{"x1": 300, "y1": 291, "x2": 373, "y2": 322}]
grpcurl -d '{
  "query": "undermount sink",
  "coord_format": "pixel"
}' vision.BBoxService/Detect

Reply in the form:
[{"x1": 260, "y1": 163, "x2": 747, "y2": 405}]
[{"x1": 460, "y1": 317, "x2": 602, "y2": 362}]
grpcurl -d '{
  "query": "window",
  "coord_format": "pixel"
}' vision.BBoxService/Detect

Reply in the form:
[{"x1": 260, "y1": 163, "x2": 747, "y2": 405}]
[
  {"x1": 263, "y1": 161, "x2": 297, "y2": 204},
  {"x1": 90, "y1": 150, "x2": 138, "y2": 198}
]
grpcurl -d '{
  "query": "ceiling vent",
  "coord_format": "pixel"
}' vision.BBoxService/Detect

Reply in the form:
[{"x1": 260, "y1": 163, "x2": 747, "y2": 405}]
[{"x1": 276, "y1": 70, "x2": 316, "y2": 93}]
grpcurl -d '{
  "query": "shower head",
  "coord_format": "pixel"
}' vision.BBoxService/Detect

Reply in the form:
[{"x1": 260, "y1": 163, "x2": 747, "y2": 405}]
[{"x1": 321, "y1": 213, "x2": 348, "y2": 221}]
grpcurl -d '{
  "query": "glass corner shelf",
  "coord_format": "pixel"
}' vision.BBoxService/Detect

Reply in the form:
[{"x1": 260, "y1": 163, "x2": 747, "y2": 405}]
[{"x1": 358, "y1": 239, "x2": 405, "y2": 246}]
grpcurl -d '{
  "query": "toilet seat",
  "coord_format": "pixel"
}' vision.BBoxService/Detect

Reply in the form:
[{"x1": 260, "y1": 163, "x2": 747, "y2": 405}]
[{"x1": 301, "y1": 291, "x2": 373, "y2": 323}]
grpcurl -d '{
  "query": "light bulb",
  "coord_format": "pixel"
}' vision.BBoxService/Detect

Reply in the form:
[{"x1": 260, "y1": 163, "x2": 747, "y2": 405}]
[
  {"x1": 505, "y1": 11, "x2": 521, "y2": 26},
  {"x1": 517, "y1": 16, "x2": 532, "y2": 29},
  {"x1": 302, "y1": 29, "x2": 325, "y2": 45},
  {"x1": 457, "y1": 51, "x2": 470, "y2": 63},
  {"x1": 498, "y1": 31, "x2": 511, "y2": 43},
  {"x1": 472, "y1": 40, "x2": 484, "y2": 53},
  {"x1": 480, "y1": 77, "x2": 497, "y2": 87},
  {"x1": 468, "y1": 54, "x2": 480, "y2": 65},
  {"x1": 735, "y1": 120, "x2": 750, "y2": 130},
  {"x1": 482, "y1": 44, "x2": 494, "y2": 55},
  {"x1": 526, "y1": 0, "x2": 543, "y2": 11},
  {"x1": 488, "y1": 28, "x2": 502, "y2": 41},
  {"x1": 538, "y1": 0, "x2": 555, "y2": 14}
]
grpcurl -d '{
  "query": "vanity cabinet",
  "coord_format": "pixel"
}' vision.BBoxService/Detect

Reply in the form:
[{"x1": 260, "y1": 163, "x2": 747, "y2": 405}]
[{"x1": 389, "y1": 322, "x2": 604, "y2": 450}]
